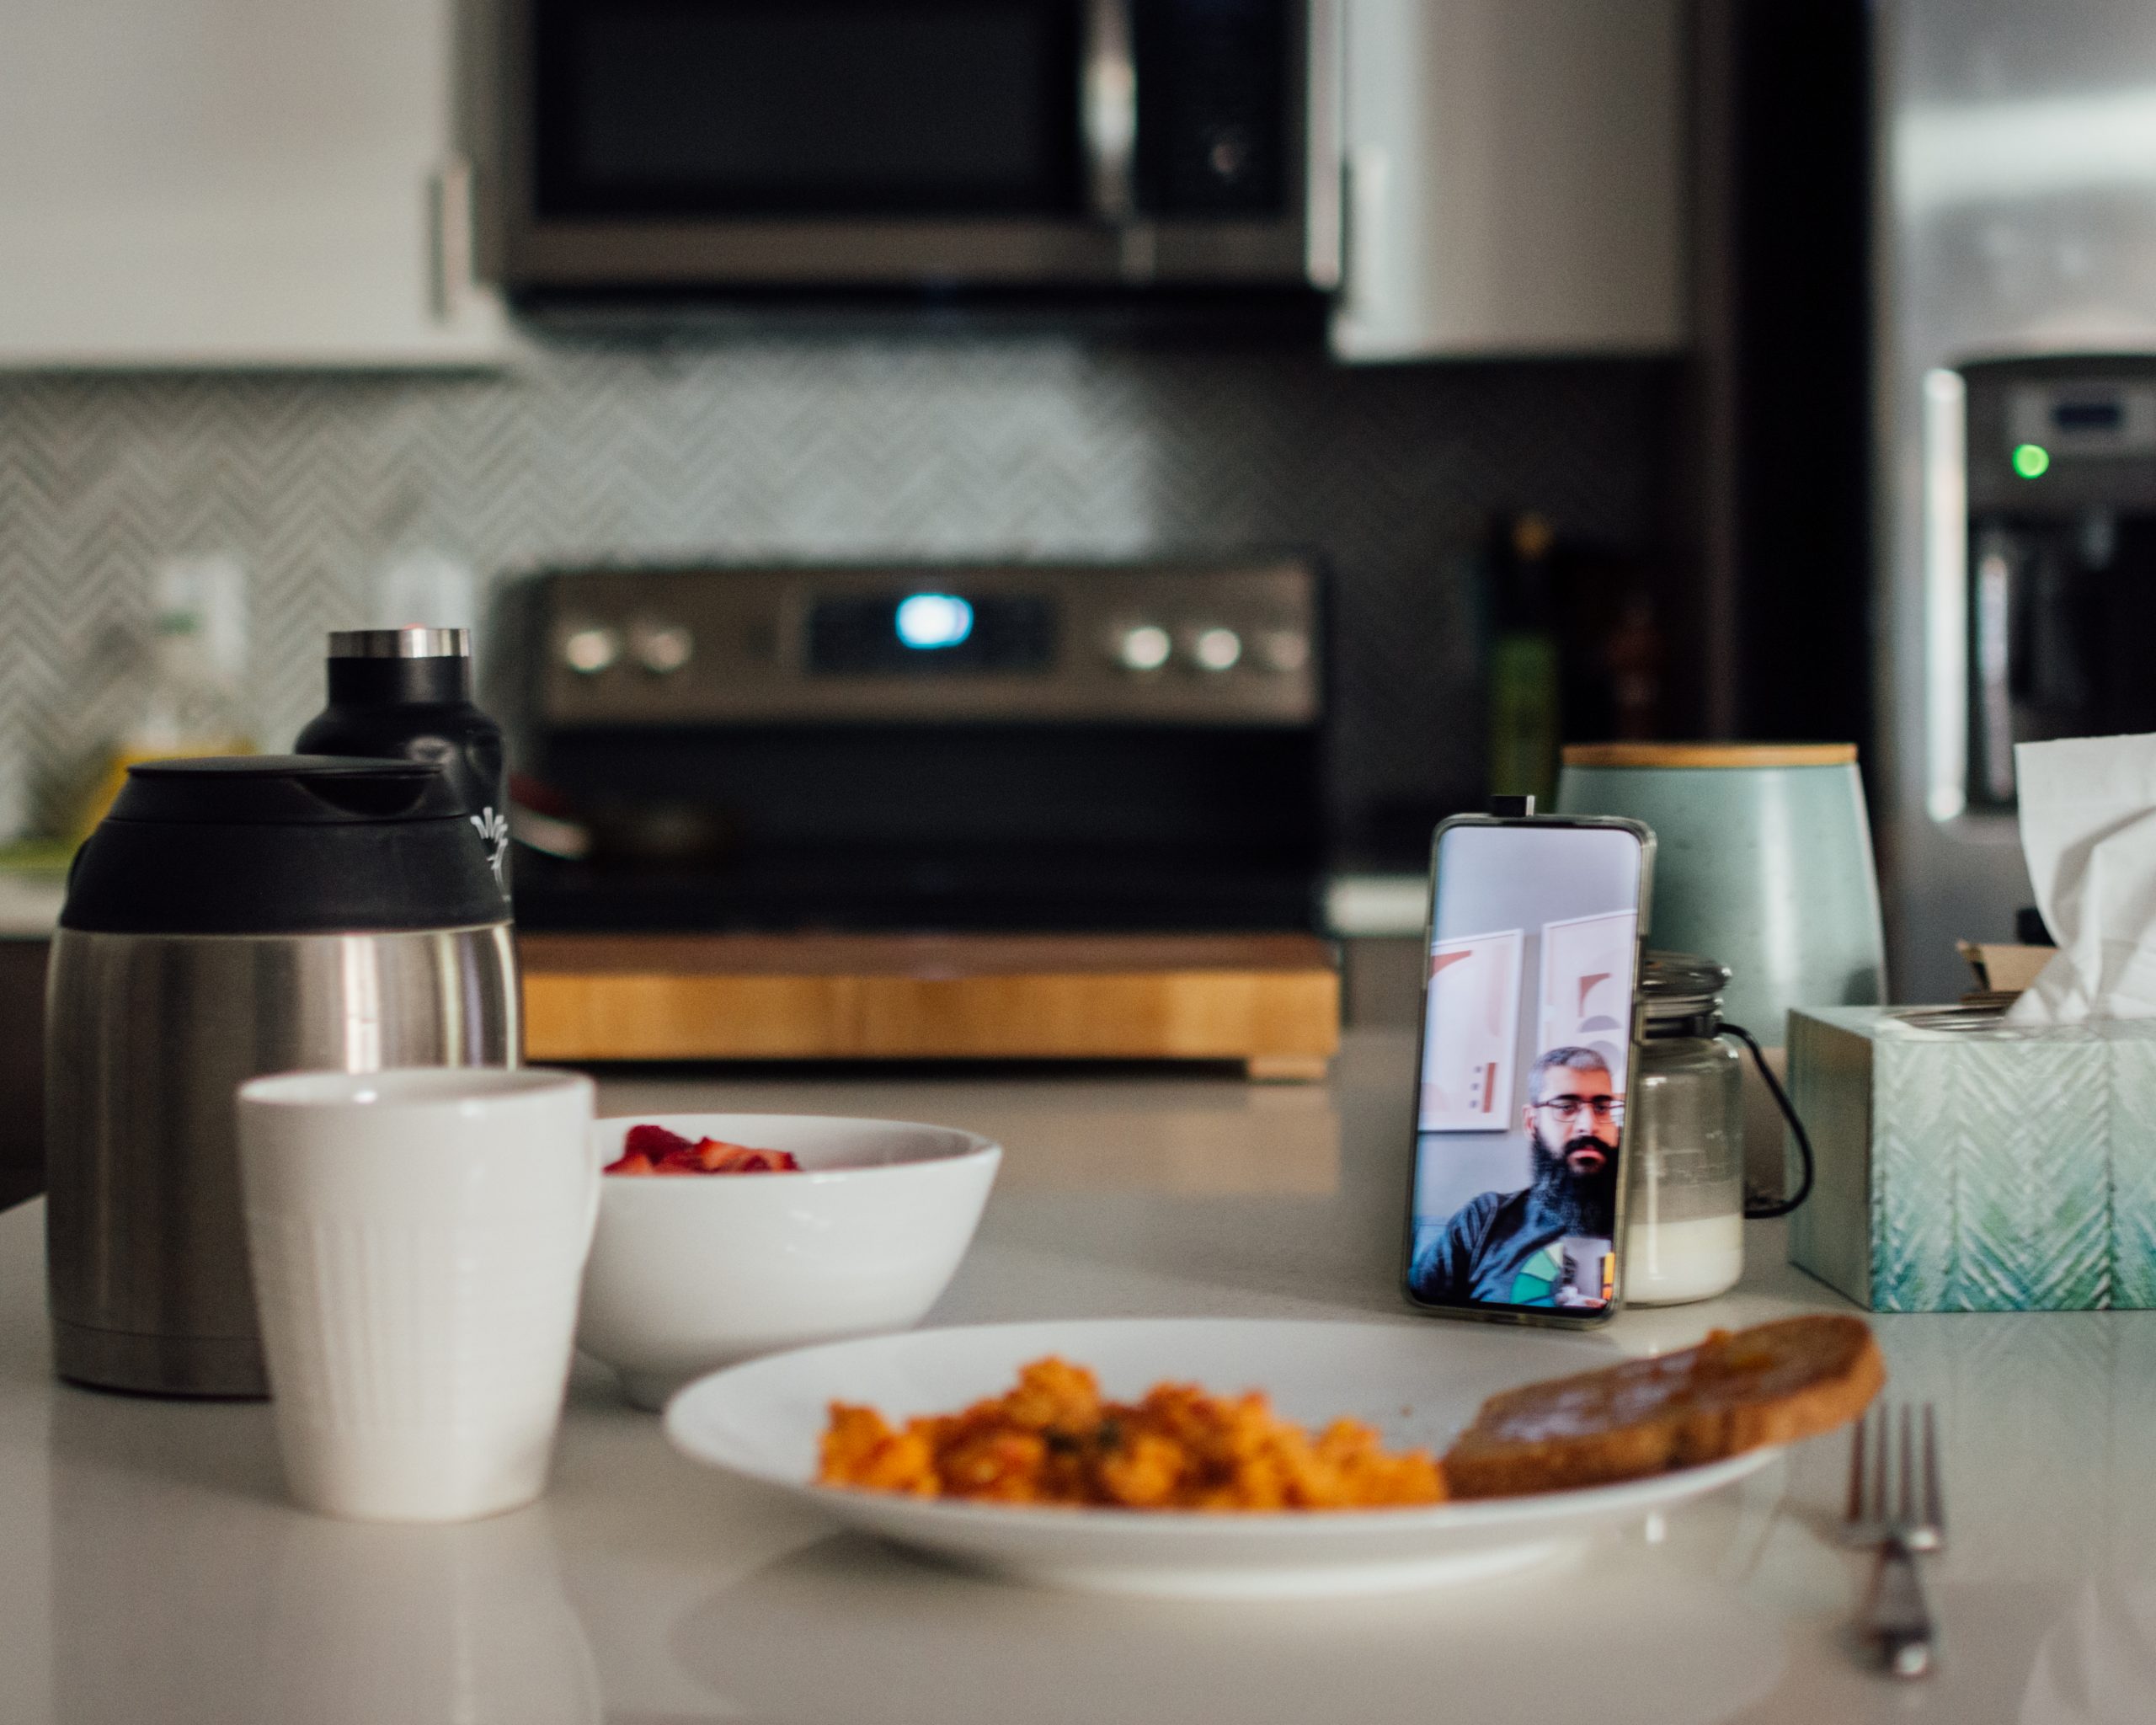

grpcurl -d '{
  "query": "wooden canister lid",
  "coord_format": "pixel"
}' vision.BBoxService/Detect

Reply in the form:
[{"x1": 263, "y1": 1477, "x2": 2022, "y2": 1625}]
[{"x1": 1561, "y1": 742, "x2": 1858, "y2": 769}]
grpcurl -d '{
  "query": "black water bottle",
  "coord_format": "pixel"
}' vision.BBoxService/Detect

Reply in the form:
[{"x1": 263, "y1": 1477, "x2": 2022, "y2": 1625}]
[{"x1": 293, "y1": 628, "x2": 510, "y2": 901}]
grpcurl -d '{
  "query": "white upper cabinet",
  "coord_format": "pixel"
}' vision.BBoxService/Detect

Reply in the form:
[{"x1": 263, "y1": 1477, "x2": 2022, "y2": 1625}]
[
  {"x1": 0, "y1": 0, "x2": 514, "y2": 367},
  {"x1": 1331, "y1": 0, "x2": 1689, "y2": 361}
]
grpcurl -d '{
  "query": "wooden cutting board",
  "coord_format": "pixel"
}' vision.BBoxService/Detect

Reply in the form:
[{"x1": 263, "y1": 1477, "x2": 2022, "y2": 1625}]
[{"x1": 520, "y1": 932, "x2": 1340, "y2": 1081}]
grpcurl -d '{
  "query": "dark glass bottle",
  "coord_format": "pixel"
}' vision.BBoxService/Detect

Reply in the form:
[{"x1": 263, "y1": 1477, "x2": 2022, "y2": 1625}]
[
  {"x1": 293, "y1": 628, "x2": 510, "y2": 901},
  {"x1": 1485, "y1": 512, "x2": 1561, "y2": 808}
]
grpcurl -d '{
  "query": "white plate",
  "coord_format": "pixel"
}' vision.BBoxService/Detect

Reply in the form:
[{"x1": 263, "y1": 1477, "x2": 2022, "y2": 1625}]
[{"x1": 664, "y1": 1316, "x2": 1780, "y2": 1598}]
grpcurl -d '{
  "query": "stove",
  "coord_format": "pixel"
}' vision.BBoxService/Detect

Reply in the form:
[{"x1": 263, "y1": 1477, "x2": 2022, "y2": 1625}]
[{"x1": 501, "y1": 558, "x2": 1328, "y2": 936}]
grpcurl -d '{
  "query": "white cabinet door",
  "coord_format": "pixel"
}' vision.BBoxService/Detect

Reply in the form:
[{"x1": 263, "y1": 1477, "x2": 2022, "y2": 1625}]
[
  {"x1": 0, "y1": 0, "x2": 514, "y2": 367},
  {"x1": 1331, "y1": 0, "x2": 1688, "y2": 361}
]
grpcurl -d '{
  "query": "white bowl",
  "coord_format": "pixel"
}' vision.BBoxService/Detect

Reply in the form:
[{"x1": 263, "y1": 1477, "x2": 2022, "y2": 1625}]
[{"x1": 576, "y1": 1114, "x2": 1001, "y2": 1410}]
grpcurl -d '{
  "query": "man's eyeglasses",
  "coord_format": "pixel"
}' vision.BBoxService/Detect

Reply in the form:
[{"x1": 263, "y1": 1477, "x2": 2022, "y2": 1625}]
[{"x1": 1532, "y1": 1096, "x2": 1620, "y2": 1121}]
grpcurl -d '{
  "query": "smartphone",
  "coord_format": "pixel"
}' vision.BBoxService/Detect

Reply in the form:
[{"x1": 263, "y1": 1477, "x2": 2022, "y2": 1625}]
[{"x1": 1400, "y1": 814, "x2": 1653, "y2": 1328}]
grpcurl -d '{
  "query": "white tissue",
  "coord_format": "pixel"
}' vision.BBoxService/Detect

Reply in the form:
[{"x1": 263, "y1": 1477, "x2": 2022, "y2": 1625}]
[{"x1": 2009, "y1": 732, "x2": 2156, "y2": 1024}]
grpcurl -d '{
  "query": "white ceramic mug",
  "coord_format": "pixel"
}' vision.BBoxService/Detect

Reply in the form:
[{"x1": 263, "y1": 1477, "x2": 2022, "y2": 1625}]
[{"x1": 235, "y1": 1067, "x2": 598, "y2": 1522}]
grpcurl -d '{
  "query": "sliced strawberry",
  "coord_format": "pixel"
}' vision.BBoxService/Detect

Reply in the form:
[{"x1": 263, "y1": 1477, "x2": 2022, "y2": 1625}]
[
  {"x1": 710, "y1": 1146, "x2": 801, "y2": 1173},
  {"x1": 623, "y1": 1123, "x2": 694, "y2": 1159},
  {"x1": 610, "y1": 1125, "x2": 801, "y2": 1175},
  {"x1": 691, "y1": 1136, "x2": 755, "y2": 1171},
  {"x1": 651, "y1": 1136, "x2": 723, "y2": 1172},
  {"x1": 686, "y1": 1136, "x2": 732, "y2": 1171}
]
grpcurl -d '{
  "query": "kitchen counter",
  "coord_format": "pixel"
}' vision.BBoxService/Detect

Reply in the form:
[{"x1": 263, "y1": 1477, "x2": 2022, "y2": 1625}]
[
  {"x1": 0, "y1": 873, "x2": 1428, "y2": 1211},
  {"x1": 0, "y1": 872, "x2": 1435, "y2": 943},
  {"x1": 3, "y1": 1030, "x2": 2152, "y2": 1723}
]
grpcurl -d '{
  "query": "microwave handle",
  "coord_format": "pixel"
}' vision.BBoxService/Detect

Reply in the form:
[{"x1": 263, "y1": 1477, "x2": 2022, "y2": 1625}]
[{"x1": 1082, "y1": 0, "x2": 1138, "y2": 222}]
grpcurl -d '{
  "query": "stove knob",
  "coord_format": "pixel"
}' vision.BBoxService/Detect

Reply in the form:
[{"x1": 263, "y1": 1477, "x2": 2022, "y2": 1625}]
[
  {"x1": 1113, "y1": 623, "x2": 1172, "y2": 672},
  {"x1": 633, "y1": 621, "x2": 695, "y2": 676},
  {"x1": 562, "y1": 624, "x2": 622, "y2": 676},
  {"x1": 1258, "y1": 628, "x2": 1310, "y2": 673},
  {"x1": 1191, "y1": 627, "x2": 1243, "y2": 672}
]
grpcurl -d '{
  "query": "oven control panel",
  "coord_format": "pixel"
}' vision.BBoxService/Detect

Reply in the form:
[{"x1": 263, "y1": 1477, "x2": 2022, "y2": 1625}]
[{"x1": 534, "y1": 560, "x2": 1321, "y2": 727}]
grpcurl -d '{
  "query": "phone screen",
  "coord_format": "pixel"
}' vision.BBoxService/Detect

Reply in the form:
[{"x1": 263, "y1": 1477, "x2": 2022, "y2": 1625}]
[{"x1": 1403, "y1": 820, "x2": 1646, "y2": 1321}]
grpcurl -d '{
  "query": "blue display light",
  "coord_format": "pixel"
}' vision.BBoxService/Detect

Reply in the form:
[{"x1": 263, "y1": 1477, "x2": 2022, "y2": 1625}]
[{"x1": 894, "y1": 592, "x2": 974, "y2": 649}]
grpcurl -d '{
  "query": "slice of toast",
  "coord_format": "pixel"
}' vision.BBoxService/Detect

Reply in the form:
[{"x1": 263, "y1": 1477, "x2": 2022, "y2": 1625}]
[{"x1": 1443, "y1": 1315, "x2": 1885, "y2": 1498}]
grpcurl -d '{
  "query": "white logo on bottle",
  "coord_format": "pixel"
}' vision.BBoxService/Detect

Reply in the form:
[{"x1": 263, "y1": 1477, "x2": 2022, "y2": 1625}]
[{"x1": 470, "y1": 805, "x2": 510, "y2": 894}]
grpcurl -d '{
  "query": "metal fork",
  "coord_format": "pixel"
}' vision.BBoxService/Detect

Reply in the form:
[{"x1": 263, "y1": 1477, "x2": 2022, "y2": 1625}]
[{"x1": 1844, "y1": 1403, "x2": 1946, "y2": 1678}]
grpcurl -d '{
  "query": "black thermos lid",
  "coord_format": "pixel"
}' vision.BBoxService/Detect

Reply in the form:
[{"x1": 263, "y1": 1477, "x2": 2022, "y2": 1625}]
[{"x1": 61, "y1": 756, "x2": 508, "y2": 935}]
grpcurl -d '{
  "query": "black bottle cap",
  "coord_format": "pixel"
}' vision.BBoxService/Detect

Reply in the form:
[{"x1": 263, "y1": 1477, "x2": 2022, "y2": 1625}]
[{"x1": 63, "y1": 756, "x2": 506, "y2": 936}]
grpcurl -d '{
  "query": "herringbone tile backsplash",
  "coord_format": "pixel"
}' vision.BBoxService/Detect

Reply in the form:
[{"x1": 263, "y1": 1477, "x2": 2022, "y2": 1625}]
[{"x1": 0, "y1": 334, "x2": 1672, "y2": 842}]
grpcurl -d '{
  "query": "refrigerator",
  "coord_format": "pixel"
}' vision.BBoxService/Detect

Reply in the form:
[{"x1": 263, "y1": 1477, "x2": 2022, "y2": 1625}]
[{"x1": 1876, "y1": 0, "x2": 2156, "y2": 1001}]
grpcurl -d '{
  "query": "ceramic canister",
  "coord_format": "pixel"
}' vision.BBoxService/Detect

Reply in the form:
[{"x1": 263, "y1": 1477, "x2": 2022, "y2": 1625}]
[
  {"x1": 1555, "y1": 743, "x2": 1886, "y2": 1033},
  {"x1": 1556, "y1": 744, "x2": 1886, "y2": 1193}
]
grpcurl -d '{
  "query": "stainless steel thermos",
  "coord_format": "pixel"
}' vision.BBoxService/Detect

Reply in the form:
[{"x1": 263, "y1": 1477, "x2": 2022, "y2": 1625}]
[{"x1": 44, "y1": 755, "x2": 519, "y2": 1397}]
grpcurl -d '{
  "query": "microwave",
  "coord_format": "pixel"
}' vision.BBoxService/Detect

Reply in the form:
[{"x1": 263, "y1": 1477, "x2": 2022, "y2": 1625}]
[{"x1": 494, "y1": 0, "x2": 1339, "y2": 302}]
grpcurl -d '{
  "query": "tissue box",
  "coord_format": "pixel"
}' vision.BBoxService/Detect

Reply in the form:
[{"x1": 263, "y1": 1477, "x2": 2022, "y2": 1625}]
[{"x1": 1787, "y1": 1007, "x2": 2156, "y2": 1311}]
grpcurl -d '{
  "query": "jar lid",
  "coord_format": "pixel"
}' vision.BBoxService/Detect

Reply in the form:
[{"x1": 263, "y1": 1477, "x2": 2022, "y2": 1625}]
[
  {"x1": 1641, "y1": 950, "x2": 1731, "y2": 1024},
  {"x1": 1561, "y1": 741, "x2": 1855, "y2": 769}
]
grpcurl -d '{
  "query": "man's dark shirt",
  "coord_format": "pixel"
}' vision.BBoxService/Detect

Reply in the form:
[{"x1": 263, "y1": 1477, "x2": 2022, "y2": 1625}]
[{"x1": 1409, "y1": 1184, "x2": 1608, "y2": 1307}]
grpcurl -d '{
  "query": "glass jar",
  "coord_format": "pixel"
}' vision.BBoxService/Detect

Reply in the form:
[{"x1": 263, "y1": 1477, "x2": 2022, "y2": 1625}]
[{"x1": 1625, "y1": 951, "x2": 1746, "y2": 1305}]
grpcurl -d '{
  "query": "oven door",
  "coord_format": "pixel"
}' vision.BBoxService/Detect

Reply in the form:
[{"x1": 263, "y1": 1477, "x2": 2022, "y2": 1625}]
[{"x1": 497, "y1": 0, "x2": 1334, "y2": 296}]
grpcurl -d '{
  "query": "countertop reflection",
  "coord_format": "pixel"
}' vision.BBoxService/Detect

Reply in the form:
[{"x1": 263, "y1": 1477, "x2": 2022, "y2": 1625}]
[{"x1": 1, "y1": 1031, "x2": 2153, "y2": 1723}]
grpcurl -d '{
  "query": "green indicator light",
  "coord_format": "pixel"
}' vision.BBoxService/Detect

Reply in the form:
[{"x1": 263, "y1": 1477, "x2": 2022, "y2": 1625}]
[{"x1": 2013, "y1": 442, "x2": 2052, "y2": 478}]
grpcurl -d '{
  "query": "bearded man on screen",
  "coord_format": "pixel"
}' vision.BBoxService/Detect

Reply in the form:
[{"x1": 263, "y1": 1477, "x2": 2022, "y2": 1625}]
[{"x1": 1409, "y1": 1046, "x2": 1622, "y2": 1310}]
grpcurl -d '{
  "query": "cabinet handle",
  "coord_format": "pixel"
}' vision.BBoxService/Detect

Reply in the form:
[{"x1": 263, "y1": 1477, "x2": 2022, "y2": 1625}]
[
  {"x1": 1303, "y1": 0, "x2": 1345, "y2": 290},
  {"x1": 1082, "y1": 0, "x2": 1138, "y2": 224},
  {"x1": 428, "y1": 158, "x2": 475, "y2": 323},
  {"x1": 1339, "y1": 143, "x2": 1390, "y2": 325}
]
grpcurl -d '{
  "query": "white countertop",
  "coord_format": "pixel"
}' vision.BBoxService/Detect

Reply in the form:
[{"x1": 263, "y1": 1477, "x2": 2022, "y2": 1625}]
[
  {"x1": 3, "y1": 1031, "x2": 2152, "y2": 1723},
  {"x1": 0, "y1": 873, "x2": 64, "y2": 937},
  {"x1": 0, "y1": 871, "x2": 1437, "y2": 941}
]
